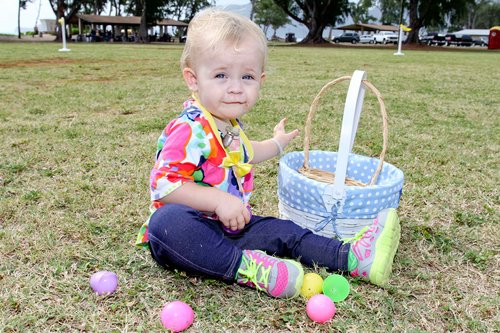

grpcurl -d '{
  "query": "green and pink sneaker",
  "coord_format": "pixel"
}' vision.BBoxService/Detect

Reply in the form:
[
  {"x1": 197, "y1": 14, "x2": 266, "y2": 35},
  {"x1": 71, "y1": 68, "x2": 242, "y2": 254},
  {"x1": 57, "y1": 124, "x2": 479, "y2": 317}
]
[
  {"x1": 348, "y1": 208, "x2": 401, "y2": 286},
  {"x1": 236, "y1": 250, "x2": 304, "y2": 298}
]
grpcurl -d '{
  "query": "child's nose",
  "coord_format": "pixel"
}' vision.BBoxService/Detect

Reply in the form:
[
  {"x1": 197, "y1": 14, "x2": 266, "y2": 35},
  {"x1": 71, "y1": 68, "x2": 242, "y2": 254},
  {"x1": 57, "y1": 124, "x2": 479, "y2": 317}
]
[{"x1": 228, "y1": 79, "x2": 243, "y2": 93}]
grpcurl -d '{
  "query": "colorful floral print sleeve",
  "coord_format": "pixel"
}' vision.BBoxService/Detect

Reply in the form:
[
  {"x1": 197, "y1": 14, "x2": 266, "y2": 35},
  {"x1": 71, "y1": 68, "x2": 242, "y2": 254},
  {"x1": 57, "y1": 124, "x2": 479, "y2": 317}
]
[{"x1": 135, "y1": 99, "x2": 254, "y2": 249}]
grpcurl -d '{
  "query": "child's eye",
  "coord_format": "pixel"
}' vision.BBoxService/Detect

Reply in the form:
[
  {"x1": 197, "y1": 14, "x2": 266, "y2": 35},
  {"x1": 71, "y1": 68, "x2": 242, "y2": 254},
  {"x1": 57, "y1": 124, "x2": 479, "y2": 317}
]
[
  {"x1": 215, "y1": 73, "x2": 227, "y2": 79},
  {"x1": 242, "y1": 74, "x2": 255, "y2": 80}
]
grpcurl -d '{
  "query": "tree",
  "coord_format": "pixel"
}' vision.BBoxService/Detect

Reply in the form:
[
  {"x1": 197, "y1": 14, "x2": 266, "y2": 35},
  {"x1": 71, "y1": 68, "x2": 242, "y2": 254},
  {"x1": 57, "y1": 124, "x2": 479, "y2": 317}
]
[
  {"x1": 166, "y1": 0, "x2": 213, "y2": 22},
  {"x1": 408, "y1": 0, "x2": 471, "y2": 43},
  {"x1": 349, "y1": 0, "x2": 376, "y2": 24},
  {"x1": 474, "y1": 1, "x2": 500, "y2": 28},
  {"x1": 449, "y1": 0, "x2": 500, "y2": 29},
  {"x1": 125, "y1": 0, "x2": 166, "y2": 42},
  {"x1": 109, "y1": 0, "x2": 125, "y2": 15},
  {"x1": 254, "y1": 0, "x2": 290, "y2": 39},
  {"x1": 126, "y1": 0, "x2": 211, "y2": 43},
  {"x1": 377, "y1": 0, "x2": 400, "y2": 24},
  {"x1": 249, "y1": 0, "x2": 257, "y2": 20},
  {"x1": 81, "y1": 0, "x2": 107, "y2": 14},
  {"x1": 377, "y1": 0, "x2": 473, "y2": 44},
  {"x1": 272, "y1": 0, "x2": 350, "y2": 44},
  {"x1": 49, "y1": 0, "x2": 91, "y2": 41},
  {"x1": 18, "y1": 0, "x2": 32, "y2": 39}
]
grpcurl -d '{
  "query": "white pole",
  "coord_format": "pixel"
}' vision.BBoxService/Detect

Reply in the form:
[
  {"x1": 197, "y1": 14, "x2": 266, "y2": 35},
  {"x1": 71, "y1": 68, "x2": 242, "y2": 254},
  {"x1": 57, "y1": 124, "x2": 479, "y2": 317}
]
[
  {"x1": 394, "y1": 25, "x2": 404, "y2": 56},
  {"x1": 59, "y1": 17, "x2": 70, "y2": 52}
]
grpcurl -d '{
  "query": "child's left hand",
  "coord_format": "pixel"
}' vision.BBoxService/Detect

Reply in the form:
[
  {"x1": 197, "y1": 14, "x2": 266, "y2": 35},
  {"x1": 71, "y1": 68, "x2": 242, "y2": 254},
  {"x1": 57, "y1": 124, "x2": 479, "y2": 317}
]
[
  {"x1": 273, "y1": 118, "x2": 299, "y2": 149},
  {"x1": 250, "y1": 118, "x2": 299, "y2": 164}
]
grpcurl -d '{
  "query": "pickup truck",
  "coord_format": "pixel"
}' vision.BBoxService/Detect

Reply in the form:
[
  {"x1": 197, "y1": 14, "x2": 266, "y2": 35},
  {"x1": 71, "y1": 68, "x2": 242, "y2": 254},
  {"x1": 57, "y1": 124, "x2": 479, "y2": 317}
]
[
  {"x1": 443, "y1": 34, "x2": 473, "y2": 47},
  {"x1": 420, "y1": 32, "x2": 438, "y2": 44},
  {"x1": 428, "y1": 34, "x2": 446, "y2": 46},
  {"x1": 456, "y1": 34, "x2": 473, "y2": 47},
  {"x1": 372, "y1": 31, "x2": 398, "y2": 44}
]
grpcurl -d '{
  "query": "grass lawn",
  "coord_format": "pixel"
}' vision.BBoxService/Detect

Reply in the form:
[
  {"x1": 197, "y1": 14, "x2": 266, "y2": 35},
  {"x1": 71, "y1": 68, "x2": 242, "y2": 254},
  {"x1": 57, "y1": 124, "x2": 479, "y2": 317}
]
[{"x1": 0, "y1": 41, "x2": 498, "y2": 332}]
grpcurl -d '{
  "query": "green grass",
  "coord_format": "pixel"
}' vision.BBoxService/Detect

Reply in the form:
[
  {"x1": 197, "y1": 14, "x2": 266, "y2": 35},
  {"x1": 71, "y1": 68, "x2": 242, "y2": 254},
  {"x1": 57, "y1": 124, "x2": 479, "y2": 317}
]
[{"x1": 0, "y1": 42, "x2": 498, "y2": 332}]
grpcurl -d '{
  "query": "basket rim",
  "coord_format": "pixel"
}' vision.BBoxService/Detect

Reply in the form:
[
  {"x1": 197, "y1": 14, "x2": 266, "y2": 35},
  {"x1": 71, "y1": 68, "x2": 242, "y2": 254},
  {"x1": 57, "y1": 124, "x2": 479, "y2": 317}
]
[{"x1": 280, "y1": 150, "x2": 404, "y2": 189}]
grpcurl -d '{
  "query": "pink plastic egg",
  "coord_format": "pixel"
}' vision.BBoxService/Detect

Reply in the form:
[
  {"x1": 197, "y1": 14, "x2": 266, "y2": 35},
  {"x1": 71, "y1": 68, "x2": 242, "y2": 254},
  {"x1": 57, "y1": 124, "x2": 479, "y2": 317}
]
[
  {"x1": 160, "y1": 301, "x2": 194, "y2": 332},
  {"x1": 90, "y1": 271, "x2": 118, "y2": 295},
  {"x1": 306, "y1": 294, "x2": 336, "y2": 324}
]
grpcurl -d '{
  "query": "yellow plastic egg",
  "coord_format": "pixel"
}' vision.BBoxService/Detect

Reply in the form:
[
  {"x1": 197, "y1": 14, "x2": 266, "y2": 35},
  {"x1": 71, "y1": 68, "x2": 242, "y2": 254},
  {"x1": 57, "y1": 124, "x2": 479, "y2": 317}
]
[{"x1": 300, "y1": 273, "x2": 324, "y2": 299}]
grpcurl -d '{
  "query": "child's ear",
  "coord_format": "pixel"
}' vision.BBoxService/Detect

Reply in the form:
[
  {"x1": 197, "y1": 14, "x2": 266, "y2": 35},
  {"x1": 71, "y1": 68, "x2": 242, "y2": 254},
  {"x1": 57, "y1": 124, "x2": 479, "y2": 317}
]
[
  {"x1": 182, "y1": 68, "x2": 198, "y2": 91},
  {"x1": 260, "y1": 72, "x2": 266, "y2": 85}
]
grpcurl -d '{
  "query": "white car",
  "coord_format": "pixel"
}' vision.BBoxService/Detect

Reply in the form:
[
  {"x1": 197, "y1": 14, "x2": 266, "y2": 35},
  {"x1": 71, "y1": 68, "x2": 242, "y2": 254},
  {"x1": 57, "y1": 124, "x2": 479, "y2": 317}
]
[
  {"x1": 373, "y1": 31, "x2": 398, "y2": 44},
  {"x1": 359, "y1": 34, "x2": 374, "y2": 44}
]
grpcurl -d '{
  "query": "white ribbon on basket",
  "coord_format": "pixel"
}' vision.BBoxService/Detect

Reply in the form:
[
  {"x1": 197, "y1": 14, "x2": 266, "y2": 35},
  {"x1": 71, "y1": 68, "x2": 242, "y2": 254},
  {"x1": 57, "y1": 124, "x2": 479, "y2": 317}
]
[{"x1": 316, "y1": 70, "x2": 367, "y2": 234}]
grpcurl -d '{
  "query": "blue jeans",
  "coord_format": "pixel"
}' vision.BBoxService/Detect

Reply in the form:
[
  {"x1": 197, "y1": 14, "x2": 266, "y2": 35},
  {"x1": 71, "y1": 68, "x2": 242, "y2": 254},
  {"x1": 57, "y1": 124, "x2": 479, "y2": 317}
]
[{"x1": 148, "y1": 204, "x2": 350, "y2": 282}]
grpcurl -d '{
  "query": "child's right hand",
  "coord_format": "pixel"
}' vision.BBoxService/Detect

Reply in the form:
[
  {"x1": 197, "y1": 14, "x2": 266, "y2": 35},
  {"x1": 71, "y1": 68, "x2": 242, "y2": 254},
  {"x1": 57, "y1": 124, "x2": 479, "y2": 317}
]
[{"x1": 215, "y1": 195, "x2": 251, "y2": 231}]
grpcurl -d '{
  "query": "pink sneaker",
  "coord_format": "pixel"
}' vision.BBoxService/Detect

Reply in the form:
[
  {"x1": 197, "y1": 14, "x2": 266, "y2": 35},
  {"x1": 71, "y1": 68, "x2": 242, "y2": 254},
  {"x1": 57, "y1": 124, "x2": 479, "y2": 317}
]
[
  {"x1": 236, "y1": 250, "x2": 304, "y2": 298},
  {"x1": 350, "y1": 208, "x2": 401, "y2": 286}
]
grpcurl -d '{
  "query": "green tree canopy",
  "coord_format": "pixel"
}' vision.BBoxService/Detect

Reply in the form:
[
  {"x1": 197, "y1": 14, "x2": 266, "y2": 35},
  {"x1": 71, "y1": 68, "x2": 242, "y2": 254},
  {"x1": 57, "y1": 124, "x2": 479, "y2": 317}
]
[
  {"x1": 376, "y1": 0, "x2": 401, "y2": 24},
  {"x1": 349, "y1": 0, "x2": 376, "y2": 24},
  {"x1": 376, "y1": 0, "x2": 474, "y2": 44},
  {"x1": 272, "y1": 0, "x2": 350, "y2": 43},
  {"x1": 254, "y1": 0, "x2": 290, "y2": 39},
  {"x1": 449, "y1": 0, "x2": 500, "y2": 29}
]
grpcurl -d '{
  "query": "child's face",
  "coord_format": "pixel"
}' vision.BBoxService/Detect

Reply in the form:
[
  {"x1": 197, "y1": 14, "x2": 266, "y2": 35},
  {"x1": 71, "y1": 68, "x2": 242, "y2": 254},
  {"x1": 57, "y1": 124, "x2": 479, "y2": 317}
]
[{"x1": 183, "y1": 37, "x2": 266, "y2": 122}]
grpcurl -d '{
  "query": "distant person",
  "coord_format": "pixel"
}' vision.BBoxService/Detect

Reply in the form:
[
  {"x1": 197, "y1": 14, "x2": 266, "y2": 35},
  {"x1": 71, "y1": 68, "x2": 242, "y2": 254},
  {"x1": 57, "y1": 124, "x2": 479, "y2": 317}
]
[
  {"x1": 136, "y1": 9, "x2": 401, "y2": 299},
  {"x1": 162, "y1": 32, "x2": 171, "y2": 42}
]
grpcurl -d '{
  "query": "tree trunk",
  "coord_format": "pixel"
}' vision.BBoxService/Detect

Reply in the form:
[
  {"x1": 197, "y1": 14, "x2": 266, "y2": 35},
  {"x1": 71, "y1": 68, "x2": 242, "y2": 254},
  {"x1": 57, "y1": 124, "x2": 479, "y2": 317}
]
[
  {"x1": 406, "y1": 0, "x2": 422, "y2": 44},
  {"x1": 138, "y1": 2, "x2": 148, "y2": 43},
  {"x1": 249, "y1": 0, "x2": 257, "y2": 20},
  {"x1": 18, "y1": 0, "x2": 22, "y2": 39},
  {"x1": 300, "y1": 18, "x2": 327, "y2": 44},
  {"x1": 55, "y1": 0, "x2": 65, "y2": 42}
]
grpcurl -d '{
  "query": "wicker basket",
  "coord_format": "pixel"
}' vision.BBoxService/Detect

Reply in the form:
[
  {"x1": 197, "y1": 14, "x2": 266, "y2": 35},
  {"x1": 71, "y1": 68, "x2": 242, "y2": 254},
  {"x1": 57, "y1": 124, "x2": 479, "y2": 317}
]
[{"x1": 278, "y1": 71, "x2": 404, "y2": 239}]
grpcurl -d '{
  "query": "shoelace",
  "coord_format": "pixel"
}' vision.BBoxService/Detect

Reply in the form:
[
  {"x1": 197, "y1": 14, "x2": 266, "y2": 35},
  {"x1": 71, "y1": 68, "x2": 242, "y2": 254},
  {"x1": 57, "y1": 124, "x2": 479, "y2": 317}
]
[
  {"x1": 342, "y1": 226, "x2": 370, "y2": 243},
  {"x1": 344, "y1": 225, "x2": 378, "y2": 262},
  {"x1": 237, "y1": 255, "x2": 272, "y2": 292}
]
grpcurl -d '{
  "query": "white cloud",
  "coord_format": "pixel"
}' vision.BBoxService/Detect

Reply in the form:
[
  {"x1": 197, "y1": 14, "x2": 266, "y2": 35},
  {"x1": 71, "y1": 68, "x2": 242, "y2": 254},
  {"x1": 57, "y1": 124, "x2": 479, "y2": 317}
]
[{"x1": 0, "y1": 0, "x2": 55, "y2": 34}]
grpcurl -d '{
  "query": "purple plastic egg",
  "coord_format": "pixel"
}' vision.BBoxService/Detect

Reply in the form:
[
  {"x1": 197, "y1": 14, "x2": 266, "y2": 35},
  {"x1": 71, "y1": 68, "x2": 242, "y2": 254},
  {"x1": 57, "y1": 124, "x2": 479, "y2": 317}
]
[
  {"x1": 160, "y1": 301, "x2": 194, "y2": 332},
  {"x1": 222, "y1": 225, "x2": 242, "y2": 234},
  {"x1": 90, "y1": 271, "x2": 118, "y2": 295}
]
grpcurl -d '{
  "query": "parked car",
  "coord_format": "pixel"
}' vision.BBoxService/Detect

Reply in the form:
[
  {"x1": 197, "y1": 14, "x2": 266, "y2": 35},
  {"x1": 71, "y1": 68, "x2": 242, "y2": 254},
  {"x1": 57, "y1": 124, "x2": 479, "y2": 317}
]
[
  {"x1": 443, "y1": 33, "x2": 473, "y2": 46},
  {"x1": 359, "y1": 34, "x2": 374, "y2": 44},
  {"x1": 473, "y1": 36, "x2": 488, "y2": 47},
  {"x1": 419, "y1": 32, "x2": 438, "y2": 44},
  {"x1": 443, "y1": 33, "x2": 458, "y2": 46},
  {"x1": 428, "y1": 34, "x2": 446, "y2": 46},
  {"x1": 456, "y1": 34, "x2": 473, "y2": 47},
  {"x1": 372, "y1": 31, "x2": 398, "y2": 44},
  {"x1": 285, "y1": 32, "x2": 296, "y2": 43},
  {"x1": 333, "y1": 32, "x2": 360, "y2": 44}
]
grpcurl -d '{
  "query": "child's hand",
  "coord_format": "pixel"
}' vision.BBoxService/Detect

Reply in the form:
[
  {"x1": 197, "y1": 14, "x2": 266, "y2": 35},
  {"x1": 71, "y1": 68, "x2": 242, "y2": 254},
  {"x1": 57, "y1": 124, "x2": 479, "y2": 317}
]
[
  {"x1": 273, "y1": 118, "x2": 299, "y2": 149},
  {"x1": 215, "y1": 194, "x2": 251, "y2": 231}
]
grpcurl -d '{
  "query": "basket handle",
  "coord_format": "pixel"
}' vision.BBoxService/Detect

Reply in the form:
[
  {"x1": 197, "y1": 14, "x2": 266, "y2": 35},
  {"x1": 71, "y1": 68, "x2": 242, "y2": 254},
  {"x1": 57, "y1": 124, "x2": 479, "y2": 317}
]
[{"x1": 302, "y1": 71, "x2": 388, "y2": 186}]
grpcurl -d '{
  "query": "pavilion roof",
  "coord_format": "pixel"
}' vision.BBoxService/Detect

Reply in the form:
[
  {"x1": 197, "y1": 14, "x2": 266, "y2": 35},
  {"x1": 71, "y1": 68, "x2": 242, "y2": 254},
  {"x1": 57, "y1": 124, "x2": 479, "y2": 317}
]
[
  {"x1": 335, "y1": 23, "x2": 399, "y2": 32},
  {"x1": 75, "y1": 14, "x2": 188, "y2": 27}
]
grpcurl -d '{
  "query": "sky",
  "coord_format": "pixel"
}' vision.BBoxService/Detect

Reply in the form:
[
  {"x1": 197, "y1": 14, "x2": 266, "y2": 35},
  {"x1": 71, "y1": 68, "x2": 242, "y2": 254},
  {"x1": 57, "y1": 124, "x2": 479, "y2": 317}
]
[{"x1": 0, "y1": 0, "x2": 250, "y2": 34}]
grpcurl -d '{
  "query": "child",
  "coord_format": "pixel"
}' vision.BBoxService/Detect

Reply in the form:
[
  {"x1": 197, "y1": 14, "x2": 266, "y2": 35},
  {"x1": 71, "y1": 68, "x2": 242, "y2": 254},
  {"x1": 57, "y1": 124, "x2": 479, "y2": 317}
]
[{"x1": 136, "y1": 9, "x2": 401, "y2": 298}]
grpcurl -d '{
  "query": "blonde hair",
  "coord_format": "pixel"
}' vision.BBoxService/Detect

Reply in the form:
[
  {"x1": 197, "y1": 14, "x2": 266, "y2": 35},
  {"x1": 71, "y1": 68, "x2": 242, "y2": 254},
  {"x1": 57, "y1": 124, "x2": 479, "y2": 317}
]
[{"x1": 180, "y1": 8, "x2": 268, "y2": 71}]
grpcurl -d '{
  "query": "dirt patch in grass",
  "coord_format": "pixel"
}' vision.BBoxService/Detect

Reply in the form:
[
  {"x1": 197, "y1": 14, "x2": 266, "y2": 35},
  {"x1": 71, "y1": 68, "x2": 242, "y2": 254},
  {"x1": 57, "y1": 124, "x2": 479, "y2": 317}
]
[{"x1": 0, "y1": 58, "x2": 80, "y2": 68}]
